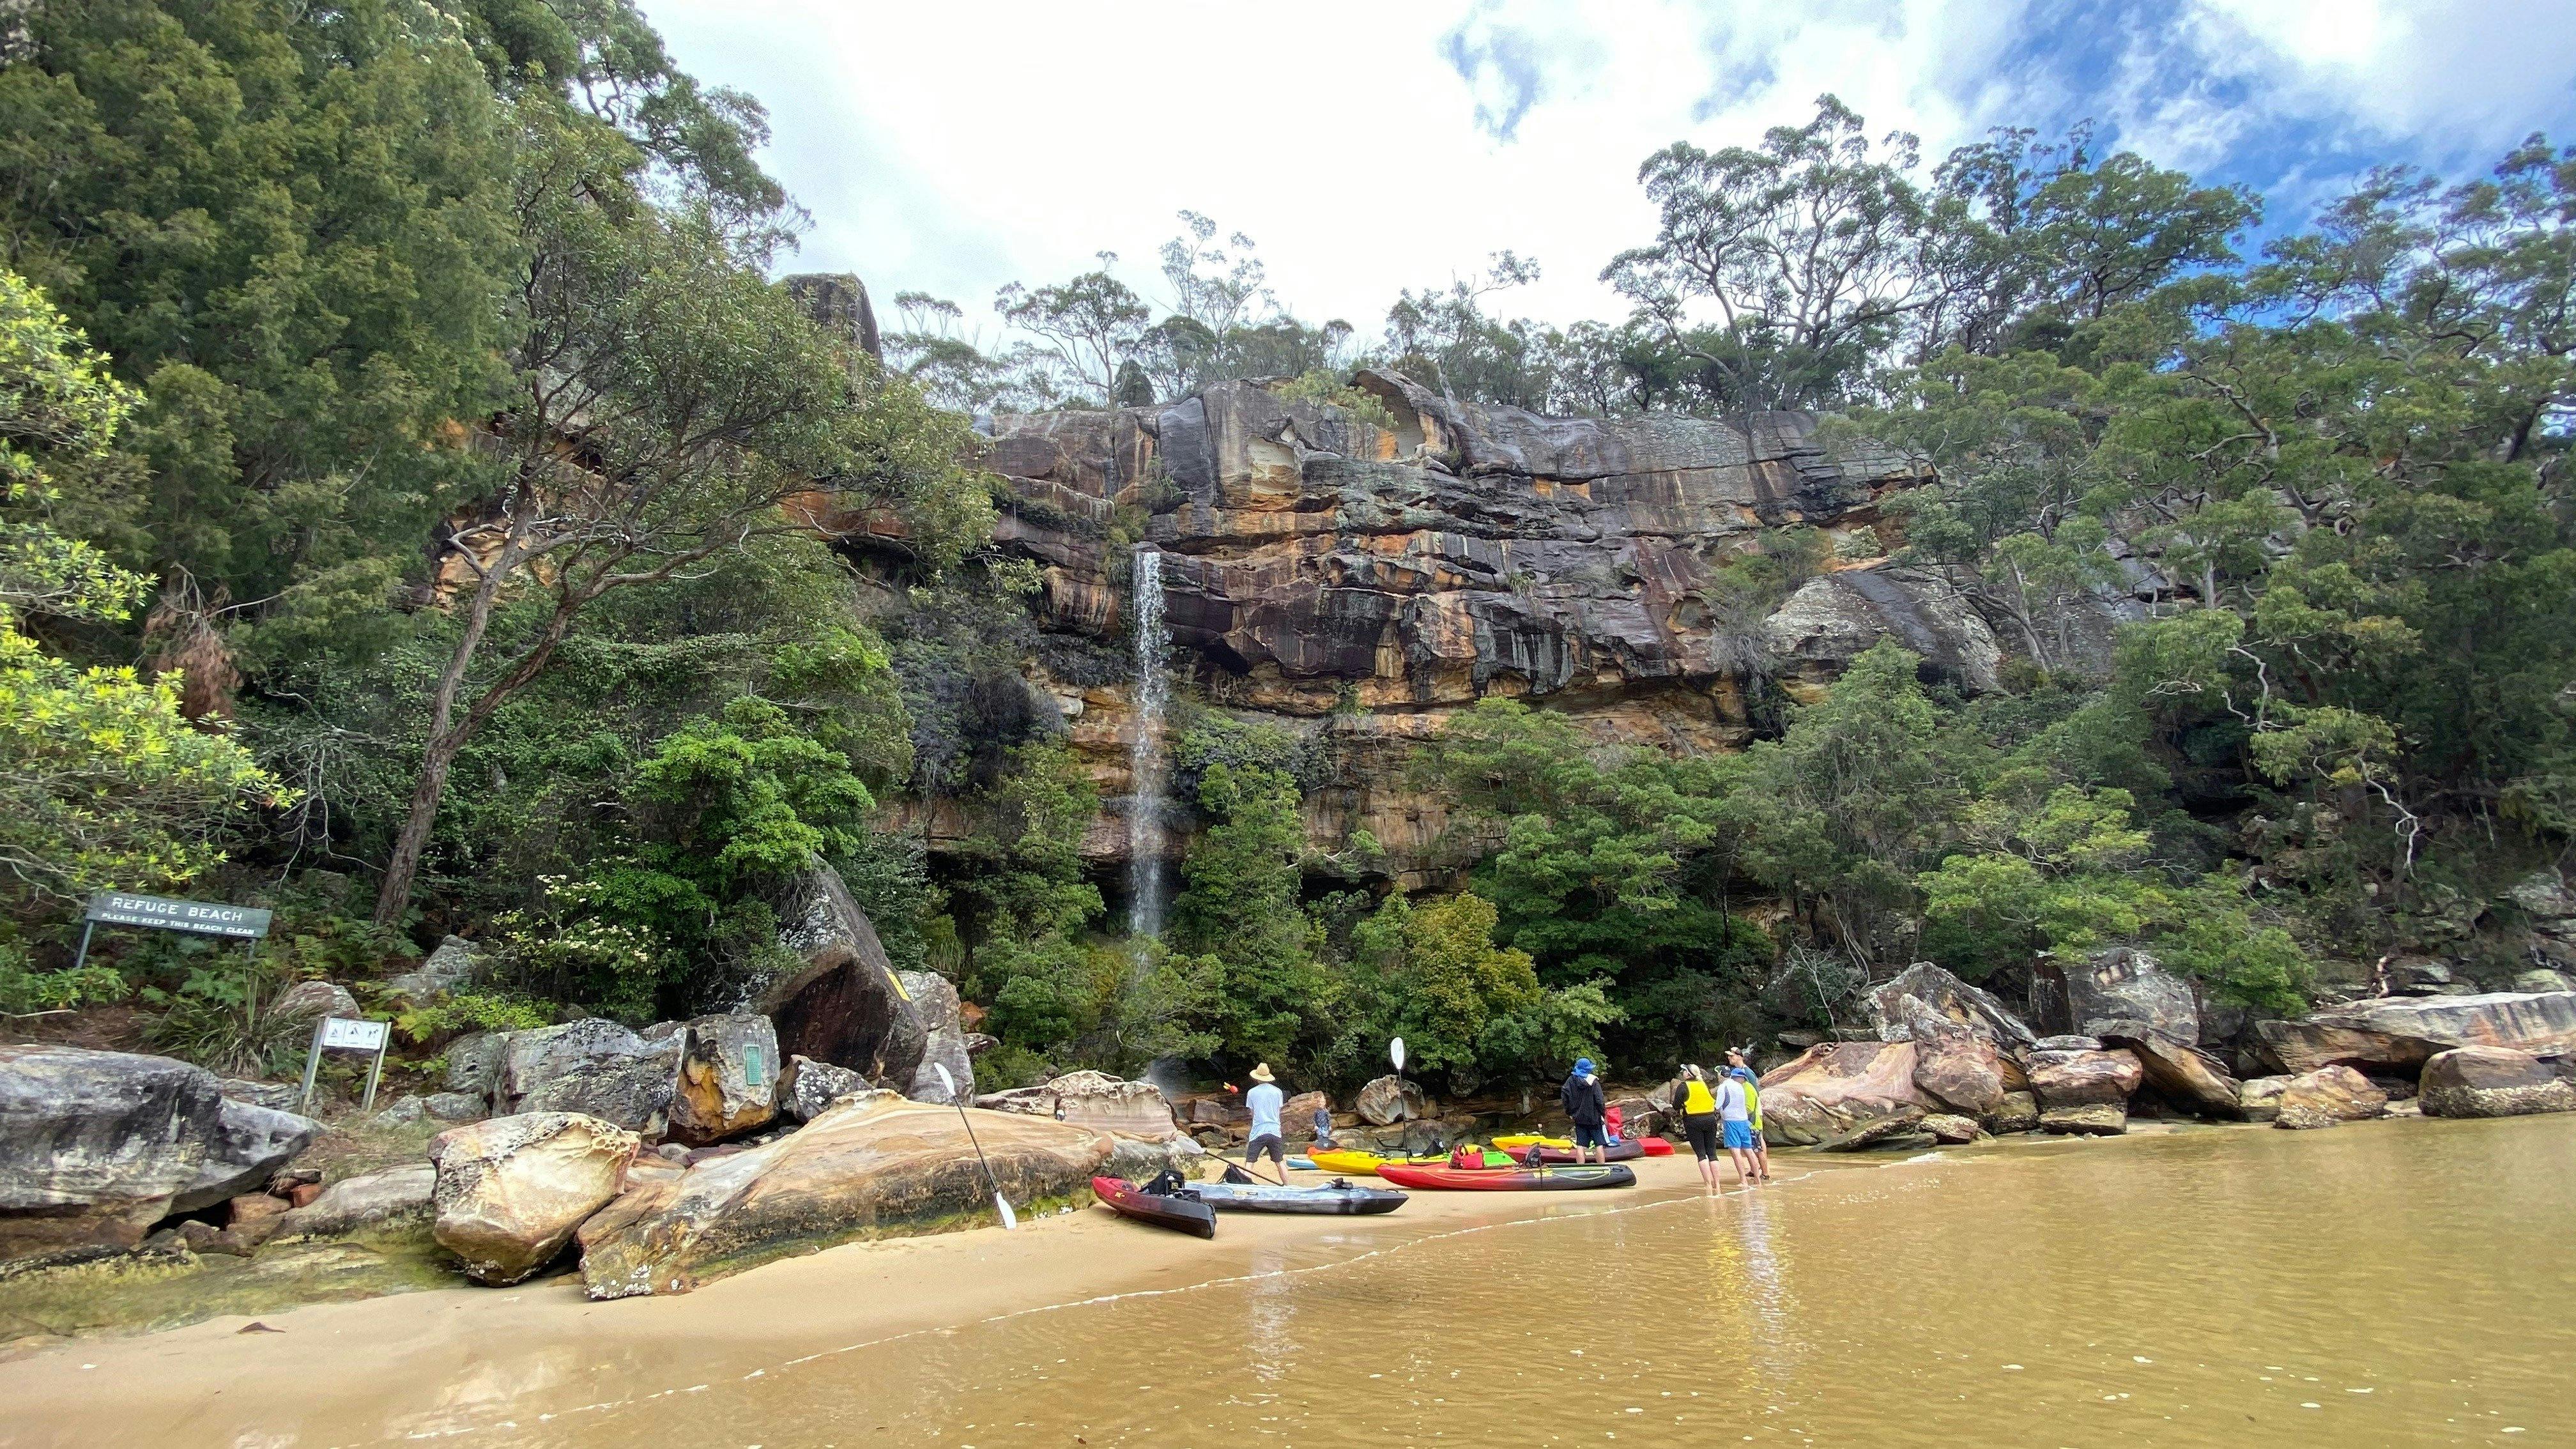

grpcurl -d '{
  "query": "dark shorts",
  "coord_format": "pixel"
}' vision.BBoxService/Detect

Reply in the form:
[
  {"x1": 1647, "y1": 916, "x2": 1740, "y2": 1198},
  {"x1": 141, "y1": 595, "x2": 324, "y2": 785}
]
[
  {"x1": 1683, "y1": 1114, "x2": 1720, "y2": 1161},
  {"x1": 1572, "y1": 1121, "x2": 1608, "y2": 1149},
  {"x1": 1245, "y1": 1134, "x2": 1284, "y2": 1164}
]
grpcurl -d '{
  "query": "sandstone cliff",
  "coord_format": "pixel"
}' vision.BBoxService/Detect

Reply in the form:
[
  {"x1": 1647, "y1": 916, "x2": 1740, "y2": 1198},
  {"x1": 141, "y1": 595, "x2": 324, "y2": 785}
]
[{"x1": 828, "y1": 371, "x2": 2102, "y2": 884}]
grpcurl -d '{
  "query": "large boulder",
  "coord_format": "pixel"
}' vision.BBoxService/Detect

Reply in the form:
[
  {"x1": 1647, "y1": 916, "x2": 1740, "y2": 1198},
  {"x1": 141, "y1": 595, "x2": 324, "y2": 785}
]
[
  {"x1": 2272, "y1": 1065, "x2": 2388, "y2": 1128},
  {"x1": 2053, "y1": 946, "x2": 2198, "y2": 1042},
  {"x1": 496, "y1": 1019, "x2": 659, "y2": 1114},
  {"x1": 384, "y1": 935, "x2": 486, "y2": 1002},
  {"x1": 2093, "y1": 1021, "x2": 2242, "y2": 1118},
  {"x1": 978, "y1": 1071, "x2": 1179, "y2": 1140},
  {"x1": 2256, "y1": 992, "x2": 2576, "y2": 1073},
  {"x1": 765, "y1": 864, "x2": 928, "y2": 1082},
  {"x1": 1990, "y1": 1091, "x2": 2040, "y2": 1134},
  {"x1": 898, "y1": 970, "x2": 976, "y2": 1105},
  {"x1": 666, "y1": 1013, "x2": 781, "y2": 1147},
  {"x1": 1282, "y1": 1091, "x2": 1331, "y2": 1137},
  {"x1": 1756, "y1": 1040, "x2": 1935, "y2": 1149},
  {"x1": 428, "y1": 1113, "x2": 638, "y2": 1285},
  {"x1": 272, "y1": 1164, "x2": 436, "y2": 1241},
  {"x1": 2237, "y1": 1075, "x2": 2290, "y2": 1123},
  {"x1": 779, "y1": 1055, "x2": 875, "y2": 1122},
  {"x1": 270, "y1": 979, "x2": 358, "y2": 1024},
  {"x1": 2025, "y1": 1046, "x2": 2145, "y2": 1110},
  {"x1": 1867, "y1": 963, "x2": 2038, "y2": 1051},
  {"x1": 1911, "y1": 1032, "x2": 2011, "y2": 1117},
  {"x1": 444, "y1": 1030, "x2": 510, "y2": 1102},
  {"x1": 2040, "y1": 1103, "x2": 2128, "y2": 1136},
  {"x1": 578, "y1": 1096, "x2": 1111, "y2": 1298},
  {"x1": 515, "y1": 1036, "x2": 680, "y2": 1135},
  {"x1": 0, "y1": 1045, "x2": 319, "y2": 1259},
  {"x1": 1355, "y1": 1075, "x2": 1429, "y2": 1126},
  {"x1": 2418, "y1": 1046, "x2": 2576, "y2": 1119}
]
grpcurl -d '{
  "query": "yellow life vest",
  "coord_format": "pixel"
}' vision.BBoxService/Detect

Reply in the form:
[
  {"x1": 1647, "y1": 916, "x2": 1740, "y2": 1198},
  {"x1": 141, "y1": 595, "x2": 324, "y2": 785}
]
[{"x1": 1679, "y1": 1077, "x2": 1717, "y2": 1114}]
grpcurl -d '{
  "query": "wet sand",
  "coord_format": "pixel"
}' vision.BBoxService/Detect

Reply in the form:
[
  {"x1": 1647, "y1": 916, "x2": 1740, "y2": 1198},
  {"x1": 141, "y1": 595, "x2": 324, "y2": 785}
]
[
  {"x1": 0, "y1": 1149, "x2": 1798, "y2": 1446},
  {"x1": 5, "y1": 1116, "x2": 2572, "y2": 1448}
]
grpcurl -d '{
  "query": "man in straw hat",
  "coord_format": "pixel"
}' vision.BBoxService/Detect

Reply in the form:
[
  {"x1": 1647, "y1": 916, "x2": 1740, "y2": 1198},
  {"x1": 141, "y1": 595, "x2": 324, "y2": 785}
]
[{"x1": 1243, "y1": 1062, "x2": 1287, "y2": 1184}]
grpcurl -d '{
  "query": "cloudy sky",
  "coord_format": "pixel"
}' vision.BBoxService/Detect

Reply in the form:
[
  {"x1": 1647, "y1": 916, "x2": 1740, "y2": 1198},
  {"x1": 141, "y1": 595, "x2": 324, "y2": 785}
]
[{"x1": 646, "y1": 0, "x2": 2576, "y2": 335}]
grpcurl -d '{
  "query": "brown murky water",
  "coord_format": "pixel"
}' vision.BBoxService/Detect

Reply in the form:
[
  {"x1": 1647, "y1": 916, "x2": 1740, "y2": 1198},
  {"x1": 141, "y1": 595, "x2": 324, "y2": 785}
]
[{"x1": 7, "y1": 1116, "x2": 2572, "y2": 1448}]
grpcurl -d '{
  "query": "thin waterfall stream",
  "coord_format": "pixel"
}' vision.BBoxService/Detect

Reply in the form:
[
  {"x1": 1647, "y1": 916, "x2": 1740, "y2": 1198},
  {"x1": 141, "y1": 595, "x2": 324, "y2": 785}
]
[{"x1": 1125, "y1": 545, "x2": 1169, "y2": 942}]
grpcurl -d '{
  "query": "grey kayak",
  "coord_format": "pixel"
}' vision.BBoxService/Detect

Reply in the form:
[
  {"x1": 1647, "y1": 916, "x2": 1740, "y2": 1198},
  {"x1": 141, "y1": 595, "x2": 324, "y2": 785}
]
[{"x1": 1193, "y1": 1179, "x2": 1407, "y2": 1215}]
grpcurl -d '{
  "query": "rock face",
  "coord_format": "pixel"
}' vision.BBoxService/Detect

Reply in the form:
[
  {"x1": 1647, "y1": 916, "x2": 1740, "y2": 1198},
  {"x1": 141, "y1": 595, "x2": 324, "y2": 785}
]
[
  {"x1": 2255, "y1": 992, "x2": 2576, "y2": 1073},
  {"x1": 273, "y1": 1164, "x2": 437, "y2": 1240},
  {"x1": 385, "y1": 935, "x2": 485, "y2": 1001},
  {"x1": 578, "y1": 1096, "x2": 1111, "y2": 1298},
  {"x1": 2053, "y1": 946, "x2": 2198, "y2": 1041},
  {"x1": 824, "y1": 374, "x2": 1945, "y2": 882},
  {"x1": 2236, "y1": 1075, "x2": 2290, "y2": 1123},
  {"x1": 514, "y1": 1042, "x2": 678, "y2": 1135},
  {"x1": 898, "y1": 971, "x2": 976, "y2": 1105},
  {"x1": 779, "y1": 1055, "x2": 873, "y2": 1121},
  {"x1": 1867, "y1": 963, "x2": 2039, "y2": 1051},
  {"x1": 429, "y1": 1113, "x2": 638, "y2": 1285},
  {"x1": 1991, "y1": 1091, "x2": 2041, "y2": 1133},
  {"x1": 1920, "y1": 1113, "x2": 1983, "y2": 1145},
  {"x1": 1911, "y1": 1034, "x2": 2011, "y2": 1118},
  {"x1": 2271, "y1": 1066, "x2": 2388, "y2": 1128},
  {"x1": 0, "y1": 1046, "x2": 321, "y2": 1259},
  {"x1": 666, "y1": 1013, "x2": 781, "y2": 1146},
  {"x1": 765, "y1": 864, "x2": 928, "y2": 1081},
  {"x1": 270, "y1": 979, "x2": 358, "y2": 1023},
  {"x1": 2418, "y1": 1046, "x2": 2576, "y2": 1119},
  {"x1": 2041, "y1": 1103, "x2": 2128, "y2": 1136},
  {"x1": 2025, "y1": 1047, "x2": 2144, "y2": 1110},
  {"x1": 1355, "y1": 1075, "x2": 1430, "y2": 1126},
  {"x1": 2093, "y1": 1021, "x2": 2242, "y2": 1119},
  {"x1": 1756, "y1": 1041, "x2": 1933, "y2": 1149},
  {"x1": 979, "y1": 1071, "x2": 1179, "y2": 1140},
  {"x1": 497, "y1": 1019, "x2": 663, "y2": 1115}
]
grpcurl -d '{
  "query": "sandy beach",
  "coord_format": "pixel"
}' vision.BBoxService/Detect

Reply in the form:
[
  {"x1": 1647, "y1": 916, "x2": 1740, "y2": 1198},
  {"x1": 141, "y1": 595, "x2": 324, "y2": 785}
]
[{"x1": 0, "y1": 1150, "x2": 1828, "y2": 1447}]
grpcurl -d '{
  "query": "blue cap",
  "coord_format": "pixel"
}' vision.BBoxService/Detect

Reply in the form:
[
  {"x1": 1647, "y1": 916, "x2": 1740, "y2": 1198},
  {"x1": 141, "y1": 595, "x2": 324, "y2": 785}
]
[
  {"x1": 1729, "y1": 1066, "x2": 1755, "y2": 1081},
  {"x1": 1575, "y1": 1057, "x2": 1596, "y2": 1076}
]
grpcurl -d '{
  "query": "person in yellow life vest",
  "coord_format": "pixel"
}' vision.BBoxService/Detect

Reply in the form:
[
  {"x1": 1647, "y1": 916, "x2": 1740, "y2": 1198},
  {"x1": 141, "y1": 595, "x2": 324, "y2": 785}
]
[
  {"x1": 1726, "y1": 1046, "x2": 1772, "y2": 1183},
  {"x1": 1672, "y1": 1064, "x2": 1724, "y2": 1192}
]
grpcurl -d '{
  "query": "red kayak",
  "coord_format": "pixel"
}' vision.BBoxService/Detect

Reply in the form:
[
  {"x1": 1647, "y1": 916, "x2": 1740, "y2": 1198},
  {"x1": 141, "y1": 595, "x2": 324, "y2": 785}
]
[
  {"x1": 1376, "y1": 1163, "x2": 1636, "y2": 1192},
  {"x1": 1092, "y1": 1176, "x2": 1216, "y2": 1238},
  {"x1": 1639, "y1": 1135, "x2": 1673, "y2": 1156}
]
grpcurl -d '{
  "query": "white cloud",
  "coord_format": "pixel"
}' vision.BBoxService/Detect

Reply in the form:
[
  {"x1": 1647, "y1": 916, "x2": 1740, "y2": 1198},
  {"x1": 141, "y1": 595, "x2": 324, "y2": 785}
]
[{"x1": 640, "y1": 0, "x2": 2576, "y2": 334}]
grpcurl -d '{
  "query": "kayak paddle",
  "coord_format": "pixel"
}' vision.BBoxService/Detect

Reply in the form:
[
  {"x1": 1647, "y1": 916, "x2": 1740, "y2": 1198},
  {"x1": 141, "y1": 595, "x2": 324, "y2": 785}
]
[{"x1": 933, "y1": 1062, "x2": 1016, "y2": 1230}]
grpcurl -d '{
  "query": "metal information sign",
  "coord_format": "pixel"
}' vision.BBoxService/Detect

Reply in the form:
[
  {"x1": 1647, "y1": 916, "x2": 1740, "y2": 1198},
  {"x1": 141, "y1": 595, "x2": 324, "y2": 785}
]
[
  {"x1": 82, "y1": 892, "x2": 273, "y2": 940},
  {"x1": 302, "y1": 1016, "x2": 392, "y2": 1112},
  {"x1": 68, "y1": 891, "x2": 275, "y2": 982}
]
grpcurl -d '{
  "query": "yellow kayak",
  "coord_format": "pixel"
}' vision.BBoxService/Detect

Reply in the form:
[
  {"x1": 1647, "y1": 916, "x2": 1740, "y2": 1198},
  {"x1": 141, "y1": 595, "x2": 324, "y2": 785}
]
[
  {"x1": 1492, "y1": 1134, "x2": 1570, "y2": 1149},
  {"x1": 1305, "y1": 1149, "x2": 1452, "y2": 1177}
]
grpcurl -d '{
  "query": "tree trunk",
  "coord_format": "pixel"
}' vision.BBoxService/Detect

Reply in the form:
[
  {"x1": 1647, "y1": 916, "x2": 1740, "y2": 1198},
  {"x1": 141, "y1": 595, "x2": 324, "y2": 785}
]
[{"x1": 372, "y1": 540, "x2": 516, "y2": 928}]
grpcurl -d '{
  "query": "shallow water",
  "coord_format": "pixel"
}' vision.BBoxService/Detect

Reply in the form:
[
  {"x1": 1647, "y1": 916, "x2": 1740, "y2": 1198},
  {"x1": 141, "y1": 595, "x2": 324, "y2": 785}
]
[{"x1": 438, "y1": 1116, "x2": 2572, "y2": 1448}]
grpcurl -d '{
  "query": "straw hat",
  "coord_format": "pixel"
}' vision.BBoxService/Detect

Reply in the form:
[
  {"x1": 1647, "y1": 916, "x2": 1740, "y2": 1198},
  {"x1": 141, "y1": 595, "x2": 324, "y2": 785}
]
[{"x1": 1248, "y1": 1062, "x2": 1275, "y2": 1083}]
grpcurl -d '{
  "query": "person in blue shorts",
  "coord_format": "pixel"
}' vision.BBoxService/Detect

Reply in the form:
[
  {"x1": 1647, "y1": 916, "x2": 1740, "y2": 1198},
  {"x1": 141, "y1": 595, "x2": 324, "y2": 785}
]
[{"x1": 1714, "y1": 1062, "x2": 1759, "y2": 1188}]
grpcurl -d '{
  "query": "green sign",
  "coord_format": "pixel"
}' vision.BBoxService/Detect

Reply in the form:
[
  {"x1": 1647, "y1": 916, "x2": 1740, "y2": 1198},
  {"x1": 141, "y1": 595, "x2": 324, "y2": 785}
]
[{"x1": 83, "y1": 892, "x2": 273, "y2": 940}]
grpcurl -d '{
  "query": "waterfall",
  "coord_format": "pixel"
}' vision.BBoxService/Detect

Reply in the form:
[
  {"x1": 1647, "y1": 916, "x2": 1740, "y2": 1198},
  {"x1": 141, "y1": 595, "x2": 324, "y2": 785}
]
[{"x1": 1126, "y1": 545, "x2": 1170, "y2": 940}]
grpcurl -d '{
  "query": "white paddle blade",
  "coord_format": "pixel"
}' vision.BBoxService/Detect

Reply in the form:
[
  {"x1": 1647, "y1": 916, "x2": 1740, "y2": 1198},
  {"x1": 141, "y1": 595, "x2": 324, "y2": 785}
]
[
  {"x1": 932, "y1": 1062, "x2": 958, "y2": 1100},
  {"x1": 995, "y1": 1192, "x2": 1018, "y2": 1230},
  {"x1": 1390, "y1": 1036, "x2": 1406, "y2": 1073}
]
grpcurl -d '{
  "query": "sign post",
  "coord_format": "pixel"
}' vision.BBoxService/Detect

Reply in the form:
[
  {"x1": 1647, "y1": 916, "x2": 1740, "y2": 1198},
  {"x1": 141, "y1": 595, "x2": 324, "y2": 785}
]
[
  {"x1": 301, "y1": 1016, "x2": 392, "y2": 1113},
  {"x1": 73, "y1": 891, "x2": 277, "y2": 1029}
]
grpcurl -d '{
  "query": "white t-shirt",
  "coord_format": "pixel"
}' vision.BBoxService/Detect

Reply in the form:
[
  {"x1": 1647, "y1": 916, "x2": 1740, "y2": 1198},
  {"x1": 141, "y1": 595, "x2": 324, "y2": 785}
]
[
  {"x1": 1715, "y1": 1077, "x2": 1751, "y2": 1123},
  {"x1": 1246, "y1": 1082, "x2": 1283, "y2": 1139}
]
